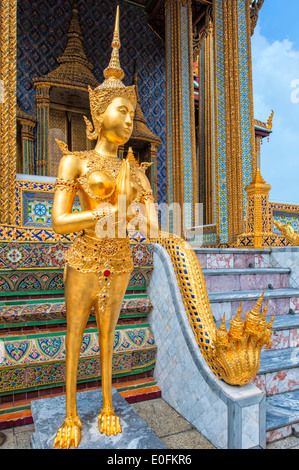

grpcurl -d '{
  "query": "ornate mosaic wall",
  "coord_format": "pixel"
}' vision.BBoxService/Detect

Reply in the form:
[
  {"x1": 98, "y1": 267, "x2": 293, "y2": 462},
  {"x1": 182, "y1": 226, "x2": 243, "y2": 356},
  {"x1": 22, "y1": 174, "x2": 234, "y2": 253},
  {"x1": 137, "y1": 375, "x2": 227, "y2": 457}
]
[
  {"x1": 17, "y1": 0, "x2": 167, "y2": 204},
  {"x1": 165, "y1": 0, "x2": 197, "y2": 231},
  {"x1": 0, "y1": 239, "x2": 154, "y2": 295},
  {"x1": 165, "y1": 7, "x2": 173, "y2": 210},
  {"x1": 213, "y1": 0, "x2": 229, "y2": 244},
  {"x1": 271, "y1": 202, "x2": 299, "y2": 234},
  {"x1": 0, "y1": 235, "x2": 155, "y2": 396},
  {"x1": 0, "y1": 325, "x2": 157, "y2": 393},
  {"x1": 198, "y1": 45, "x2": 206, "y2": 208},
  {"x1": 180, "y1": 4, "x2": 195, "y2": 225},
  {"x1": 237, "y1": 0, "x2": 255, "y2": 212}
]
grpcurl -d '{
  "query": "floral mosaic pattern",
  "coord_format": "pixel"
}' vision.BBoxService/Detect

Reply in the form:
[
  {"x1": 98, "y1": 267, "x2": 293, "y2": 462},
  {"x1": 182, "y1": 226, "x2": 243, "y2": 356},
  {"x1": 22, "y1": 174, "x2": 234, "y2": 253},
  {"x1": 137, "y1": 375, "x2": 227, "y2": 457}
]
[
  {"x1": 0, "y1": 241, "x2": 153, "y2": 270},
  {"x1": 0, "y1": 327, "x2": 155, "y2": 367},
  {"x1": 0, "y1": 271, "x2": 64, "y2": 293},
  {"x1": 21, "y1": 186, "x2": 81, "y2": 227},
  {"x1": 0, "y1": 325, "x2": 157, "y2": 392},
  {"x1": 0, "y1": 297, "x2": 152, "y2": 324},
  {"x1": 0, "y1": 268, "x2": 152, "y2": 294},
  {"x1": 24, "y1": 192, "x2": 81, "y2": 227}
]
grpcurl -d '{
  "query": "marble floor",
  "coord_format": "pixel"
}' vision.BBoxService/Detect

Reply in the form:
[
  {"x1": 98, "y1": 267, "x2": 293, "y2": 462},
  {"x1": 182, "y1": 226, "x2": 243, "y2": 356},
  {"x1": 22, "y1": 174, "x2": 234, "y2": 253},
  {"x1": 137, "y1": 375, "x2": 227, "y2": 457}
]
[{"x1": 0, "y1": 398, "x2": 298, "y2": 450}]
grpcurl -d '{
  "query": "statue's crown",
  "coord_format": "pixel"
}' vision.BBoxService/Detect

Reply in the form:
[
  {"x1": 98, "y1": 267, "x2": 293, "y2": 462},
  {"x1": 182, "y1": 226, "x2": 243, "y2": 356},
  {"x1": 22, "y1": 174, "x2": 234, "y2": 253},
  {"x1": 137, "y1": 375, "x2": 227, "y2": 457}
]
[{"x1": 89, "y1": 5, "x2": 136, "y2": 114}]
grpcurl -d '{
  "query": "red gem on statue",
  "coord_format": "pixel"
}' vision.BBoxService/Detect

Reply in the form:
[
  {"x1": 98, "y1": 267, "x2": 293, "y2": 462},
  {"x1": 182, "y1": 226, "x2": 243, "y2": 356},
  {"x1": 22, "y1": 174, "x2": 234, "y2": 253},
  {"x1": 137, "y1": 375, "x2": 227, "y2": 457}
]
[{"x1": 104, "y1": 270, "x2": 111, "y2": 277}]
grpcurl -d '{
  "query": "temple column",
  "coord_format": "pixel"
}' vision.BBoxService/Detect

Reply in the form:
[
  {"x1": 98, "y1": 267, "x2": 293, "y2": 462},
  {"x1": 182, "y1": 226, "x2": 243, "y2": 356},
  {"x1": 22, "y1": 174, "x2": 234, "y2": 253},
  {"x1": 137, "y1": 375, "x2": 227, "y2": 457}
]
[
  {"x1": 20, "y1": 119, "x2": 36, "y2": 174},
  {"x1": 35, "y1": 84, "x2": 51, "y2": 176},
  {"x1": 0, "y1": 0, "x2": 17, "y2": 225},
  {"x1": 165, "y1": 0, "x2": 198, "y2": 235},
  {"x1": 197, "y1": 22, "x2": 216, "y2": 227},
  {"x1": 213, "y1": 0, "x2": 256, "y2": 244}
]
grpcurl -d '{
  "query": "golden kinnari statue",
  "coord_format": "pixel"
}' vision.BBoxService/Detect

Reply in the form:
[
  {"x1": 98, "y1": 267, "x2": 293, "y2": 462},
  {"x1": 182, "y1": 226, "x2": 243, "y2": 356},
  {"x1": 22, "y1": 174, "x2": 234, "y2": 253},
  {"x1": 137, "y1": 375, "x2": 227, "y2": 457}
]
[
  {"x1": 51, "y1": 6, "x2": 275, "y2": 450},
  {"x1": 52, "y1": 7, "x2": 158, "y2": 449}
]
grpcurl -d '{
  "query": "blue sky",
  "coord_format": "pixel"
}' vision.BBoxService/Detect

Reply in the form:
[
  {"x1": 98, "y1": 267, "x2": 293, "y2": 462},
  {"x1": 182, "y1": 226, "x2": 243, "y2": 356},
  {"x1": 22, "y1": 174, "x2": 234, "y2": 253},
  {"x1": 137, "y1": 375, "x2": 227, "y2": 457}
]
[{"x1": 251, "y1": 0, "x2": 299, "y2": 204}]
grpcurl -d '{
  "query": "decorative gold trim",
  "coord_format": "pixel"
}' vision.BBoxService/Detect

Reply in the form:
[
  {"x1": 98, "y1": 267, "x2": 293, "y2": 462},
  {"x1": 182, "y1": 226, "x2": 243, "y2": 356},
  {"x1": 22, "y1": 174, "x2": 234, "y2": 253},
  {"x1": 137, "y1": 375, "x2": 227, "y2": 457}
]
[
  {"x1": 246, "y1": 0, "x2": 258, "y2": 179},
  {"x1": 212, "y1": 0, "x2": 221, "y2": 243},
  {"x1": 165, "y1": 0, "x2": 198, "y2": 233},
  {"x1": 155, "y1": 233, "x2": 274, "y2": 385},
  {"x1": 187, "y1": 0, "x2": 199, "y2": 215},
  {"x1": 223, "y1": 0, "x2": 244, "y2": 243},
  {"x1": 165, "y1": 0, "x2": 170, "y2": 206},
  {"x1": 204, "y1": 28, "x2": 214, "y2": 225},
  {"x1": 0, "y1": 0, "x2": 17, "y2": 225}
]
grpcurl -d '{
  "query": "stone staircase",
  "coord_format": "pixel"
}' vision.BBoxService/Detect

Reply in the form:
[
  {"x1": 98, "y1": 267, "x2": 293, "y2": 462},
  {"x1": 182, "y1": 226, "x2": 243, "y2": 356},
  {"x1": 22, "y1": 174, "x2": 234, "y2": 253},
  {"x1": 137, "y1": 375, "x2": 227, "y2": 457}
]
[{"x1": 194, "y1": 247, "x2": 299, "y2": 444}]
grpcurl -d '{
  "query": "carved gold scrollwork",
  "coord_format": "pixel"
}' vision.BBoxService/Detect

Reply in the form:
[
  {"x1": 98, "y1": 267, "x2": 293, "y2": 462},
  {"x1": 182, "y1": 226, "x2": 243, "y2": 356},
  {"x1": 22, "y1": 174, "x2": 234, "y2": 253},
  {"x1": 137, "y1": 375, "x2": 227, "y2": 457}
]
[{"x1": 192, "y1": 5, "x2": 213, "y2": 60}]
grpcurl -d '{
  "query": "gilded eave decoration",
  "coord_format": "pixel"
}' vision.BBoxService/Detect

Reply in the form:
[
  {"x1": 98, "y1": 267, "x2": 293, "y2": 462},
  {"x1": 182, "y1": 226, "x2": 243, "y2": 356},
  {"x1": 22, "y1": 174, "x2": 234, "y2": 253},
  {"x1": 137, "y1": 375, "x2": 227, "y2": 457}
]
[{"x1": 250, "y1": 0, "x2": 264, "y2": 36}]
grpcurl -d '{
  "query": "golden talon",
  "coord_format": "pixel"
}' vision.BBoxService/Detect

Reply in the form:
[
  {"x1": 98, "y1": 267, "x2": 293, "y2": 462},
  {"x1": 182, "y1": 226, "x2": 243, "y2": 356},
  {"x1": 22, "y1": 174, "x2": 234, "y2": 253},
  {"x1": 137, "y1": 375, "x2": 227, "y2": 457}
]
[
  {"x1": 53, "y1": 417, "x2": 82, "y2": 449},
  {"x1": 98, "y1": 408, "x2": 122, "y2": 437}
]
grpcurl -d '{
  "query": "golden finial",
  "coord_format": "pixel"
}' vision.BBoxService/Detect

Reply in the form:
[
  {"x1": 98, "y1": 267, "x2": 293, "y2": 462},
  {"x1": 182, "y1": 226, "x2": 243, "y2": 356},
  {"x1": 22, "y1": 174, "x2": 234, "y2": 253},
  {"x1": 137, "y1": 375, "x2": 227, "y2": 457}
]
[
  {"x1": 103, "y1": 5, "x2": 124, "y2": 81},
  {"x1": 229, "y1": 303, "x2": 244, "y2": 339},
  {"x1": 235, "y1": 302, "x2": 243, "y2": 321},
  {"x1": 219, "y1": 313, "x2": 227, "y2": 332},
  {"x1": 86, "y1": 5, "x2": 136, "y2": 139},
  {"x1": 261, "y1": 301, "x2": 269, "y2": 319},
  {"x1": 267, "y1": 110, "x2": 274, "y2": 130},
  {"x1": 251, "y1": 291, "x2": 265, "y2": 316},
  {"x1": 126, "y1": 147, "x2": 139, "y2": 167},
  {"x1": 216, "y1": 314, "x2": 228, "y2": 347},
  {"x1": 267, "y1": 315, "x2": 275, "y2": 330},
  {"x1": 139, "y1": 162, "x2": 153, "y2": 173},
  {"x1": 231, "y1": 303, "x2": 243, "y2": 325}
]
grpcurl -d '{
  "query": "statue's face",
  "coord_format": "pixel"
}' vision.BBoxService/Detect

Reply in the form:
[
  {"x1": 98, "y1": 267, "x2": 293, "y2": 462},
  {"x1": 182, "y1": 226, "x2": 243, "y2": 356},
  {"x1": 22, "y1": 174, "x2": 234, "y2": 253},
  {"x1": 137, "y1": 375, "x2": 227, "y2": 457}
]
[{"x1": 100, "y1": 97, "x2": 134, "y2": 145}]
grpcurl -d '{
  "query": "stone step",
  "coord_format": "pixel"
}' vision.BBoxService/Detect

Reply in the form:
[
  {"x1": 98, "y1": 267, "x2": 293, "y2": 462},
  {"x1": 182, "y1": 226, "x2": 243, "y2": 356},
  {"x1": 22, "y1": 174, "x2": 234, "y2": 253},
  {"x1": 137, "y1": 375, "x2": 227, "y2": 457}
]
[
  {"x1": 254, "y1": 347, "x2": 299, "y2": 396},
  {"x1": 194, "y1": 248, "x2": 271, "y2": 270},
  {"x1": 266, "y1": 389, "x2": 299, "y2": 443},
  {"x1": 202, "y1": 267, "x2": 290, "y2": 293},
  {"x1": 0, "y1": 294, "x2": 152, "y2": 327},
  {"x1": 268, "y1": 314, "x2": 299, "y2": 351},
  {"x1": 209, "y1": 288, "x2": 299, "y2": 321}
]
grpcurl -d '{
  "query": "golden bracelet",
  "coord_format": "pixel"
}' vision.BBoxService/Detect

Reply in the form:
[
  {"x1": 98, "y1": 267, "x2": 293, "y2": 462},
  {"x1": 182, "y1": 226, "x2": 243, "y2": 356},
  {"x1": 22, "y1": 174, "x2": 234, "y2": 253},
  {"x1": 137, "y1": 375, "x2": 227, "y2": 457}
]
[
  {"x1": 91, "y1": 205, "x2": 113, "y2": 222},
  {"x1": 55, "y1": 178, "x2": 78, "y2": 194},
  {"x1": 141, "y1": 189, "x2": 154, "y2": 202}
]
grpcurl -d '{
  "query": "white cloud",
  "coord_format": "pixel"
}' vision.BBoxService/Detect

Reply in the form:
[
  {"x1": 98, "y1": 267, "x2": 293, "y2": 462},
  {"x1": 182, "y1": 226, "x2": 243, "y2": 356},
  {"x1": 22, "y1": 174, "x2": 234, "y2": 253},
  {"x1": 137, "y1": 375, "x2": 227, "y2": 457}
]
[{"x1": 252, "y1": 25, "x2": 299, "y2": 204}]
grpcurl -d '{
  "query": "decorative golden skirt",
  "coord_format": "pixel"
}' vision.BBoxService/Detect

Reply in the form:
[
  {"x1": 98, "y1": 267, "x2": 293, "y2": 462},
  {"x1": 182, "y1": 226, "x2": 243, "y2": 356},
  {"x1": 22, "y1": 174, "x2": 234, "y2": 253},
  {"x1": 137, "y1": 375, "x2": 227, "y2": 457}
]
[
  {"x1": 64, "y1": 230, "x2": 134, "y2": 277},
  {"x1": 63, "y1": 231, "x2": 134, "y2": 312}
]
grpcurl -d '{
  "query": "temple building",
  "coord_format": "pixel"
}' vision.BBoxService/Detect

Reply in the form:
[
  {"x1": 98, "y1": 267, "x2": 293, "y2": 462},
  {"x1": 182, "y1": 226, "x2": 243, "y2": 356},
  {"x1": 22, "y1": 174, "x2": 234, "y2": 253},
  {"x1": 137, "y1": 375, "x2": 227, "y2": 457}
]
[{"x1": 1, "y1": 0, "x2": 299, "y2": 450}]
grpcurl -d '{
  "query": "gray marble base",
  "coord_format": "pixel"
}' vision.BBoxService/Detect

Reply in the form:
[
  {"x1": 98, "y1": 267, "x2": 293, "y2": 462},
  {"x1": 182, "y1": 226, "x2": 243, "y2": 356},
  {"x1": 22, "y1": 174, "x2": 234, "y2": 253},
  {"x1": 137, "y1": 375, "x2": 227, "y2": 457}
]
[
  {"x1": 266, "y1": 389, "x2": 299, "y2": 430},
  {"x1": 31, "y1": 388, "x2": 166, "y2": 450}
]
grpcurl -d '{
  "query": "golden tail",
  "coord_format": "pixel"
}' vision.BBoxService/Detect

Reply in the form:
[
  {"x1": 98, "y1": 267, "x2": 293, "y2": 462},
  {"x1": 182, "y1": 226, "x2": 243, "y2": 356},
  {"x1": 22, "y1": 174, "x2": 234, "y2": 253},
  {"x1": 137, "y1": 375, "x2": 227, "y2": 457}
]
[{"x1": 154, "y1": 232, "x2": 274, "y2": 386}]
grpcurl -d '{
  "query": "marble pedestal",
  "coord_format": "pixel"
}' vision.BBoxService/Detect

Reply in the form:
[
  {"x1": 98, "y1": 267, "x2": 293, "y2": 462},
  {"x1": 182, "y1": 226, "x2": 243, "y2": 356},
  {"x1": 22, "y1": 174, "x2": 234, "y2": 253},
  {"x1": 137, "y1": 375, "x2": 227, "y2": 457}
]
[{"x1": 31, "y1": 388, "x2": 166, "y2": 449}]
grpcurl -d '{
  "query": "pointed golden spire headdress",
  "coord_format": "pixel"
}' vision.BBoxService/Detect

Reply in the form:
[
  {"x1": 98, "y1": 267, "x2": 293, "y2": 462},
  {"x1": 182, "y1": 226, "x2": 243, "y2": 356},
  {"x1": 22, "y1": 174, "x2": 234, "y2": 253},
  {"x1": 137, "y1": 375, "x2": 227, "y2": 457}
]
[
  {"x1": 86, "y1": 5, "x2": 136, "y2": 139},
  {"x1": 103, "y1": 5, "x2": 124, "y2": 82}
]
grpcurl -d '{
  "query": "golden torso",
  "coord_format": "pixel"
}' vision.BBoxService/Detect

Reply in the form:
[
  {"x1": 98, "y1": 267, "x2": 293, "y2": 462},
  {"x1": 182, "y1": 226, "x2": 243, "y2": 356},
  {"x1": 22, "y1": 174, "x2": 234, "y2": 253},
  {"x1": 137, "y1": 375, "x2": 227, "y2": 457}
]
[
  {"x1": 55, "y1": 148, "x2": 147, "y2": 276},
  {"x1": 75, "y1": 150, "x2": 142, "y2": 212}
]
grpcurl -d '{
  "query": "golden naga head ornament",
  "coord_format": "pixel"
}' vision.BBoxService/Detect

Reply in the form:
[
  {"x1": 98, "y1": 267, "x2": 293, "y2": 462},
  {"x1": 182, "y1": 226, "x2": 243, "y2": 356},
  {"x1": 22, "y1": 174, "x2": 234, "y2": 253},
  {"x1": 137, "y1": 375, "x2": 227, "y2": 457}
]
[{"x1": 85, "y1": 5, "x2": 137, "y2": 140}]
